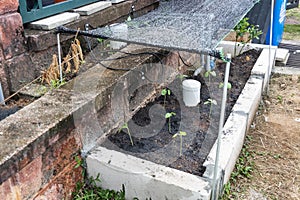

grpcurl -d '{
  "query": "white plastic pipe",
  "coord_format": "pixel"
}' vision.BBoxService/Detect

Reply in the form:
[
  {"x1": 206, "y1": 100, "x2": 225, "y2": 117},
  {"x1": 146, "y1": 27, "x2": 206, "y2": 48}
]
[
  {"x1": 211, "y1": 54, "x2": 231, "y2": 199},
  {"x1": 57, "y1": 33, "x2": 63, "y2": 83},
  {"x1": 0, "y1": 82, "x2": 5, "y2": 105}
]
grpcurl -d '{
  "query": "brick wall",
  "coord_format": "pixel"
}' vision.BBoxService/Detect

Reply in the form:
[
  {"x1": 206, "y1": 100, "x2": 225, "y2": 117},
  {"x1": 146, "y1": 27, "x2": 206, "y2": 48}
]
[{"x1": 0, "y1": 0, "x2": 25, "y2": 97}]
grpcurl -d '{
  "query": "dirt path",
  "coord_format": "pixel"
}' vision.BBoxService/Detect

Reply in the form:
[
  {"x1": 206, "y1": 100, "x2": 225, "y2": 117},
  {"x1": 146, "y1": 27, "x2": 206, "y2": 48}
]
[{"x1": 223, "y1": 74, "x2": 300, "y2": 199}]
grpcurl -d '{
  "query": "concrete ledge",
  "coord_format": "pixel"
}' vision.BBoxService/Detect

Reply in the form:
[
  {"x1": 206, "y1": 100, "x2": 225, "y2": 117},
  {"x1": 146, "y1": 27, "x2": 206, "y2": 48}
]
[
  {"x1": 28, "y1": 12, "x2": 80, "y2": 30},
  {"x1": 73, "y1": 1, "x2": 112, "y2": 16},
  {"x1": 87, "y1": 146, "x2": 211, "y2": 200}
]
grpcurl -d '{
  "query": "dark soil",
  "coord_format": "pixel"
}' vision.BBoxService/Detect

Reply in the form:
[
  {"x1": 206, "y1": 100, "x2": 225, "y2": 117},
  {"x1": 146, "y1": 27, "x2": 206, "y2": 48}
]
[
  {"x1": 0, "y1": 96, "x2": 35, "y2": 121},
  {"x1": 104, "y1": 49, "x2": 262, "y2": 176}
]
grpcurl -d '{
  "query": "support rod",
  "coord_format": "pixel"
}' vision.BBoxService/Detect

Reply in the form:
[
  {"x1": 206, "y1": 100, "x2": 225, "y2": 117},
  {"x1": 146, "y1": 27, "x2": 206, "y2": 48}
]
[{"x1": 211, "y1": 54, "x2": 231, "y2": 199}]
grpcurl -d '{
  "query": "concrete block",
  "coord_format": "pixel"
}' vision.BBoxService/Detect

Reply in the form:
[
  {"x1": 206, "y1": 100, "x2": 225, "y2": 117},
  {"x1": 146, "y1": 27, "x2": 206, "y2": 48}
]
[
  {"x1": 87, "y1": 146, "x2": 211, "y2": 200},
  {"x1": 276, "y1": 53, "x2": 290, "y2": 66},
  {"x1": 73, "y1": 1, "x2": 112, "y2": 16},
  {"x1": 231, "y1": 76, "x2": 263, "y2": 130},
  {"x1": 251, "y1": 48, "x2": 276, "y2": 78},
  {"x1": 28, "y1": 12, "x2": 80, "y2": 30},
  {"x1": 203, "y1": 112, "x2": 248, "y2": 184},
  {"x1": 275, "y1": 48, "x2": 289, "y2": 62}
]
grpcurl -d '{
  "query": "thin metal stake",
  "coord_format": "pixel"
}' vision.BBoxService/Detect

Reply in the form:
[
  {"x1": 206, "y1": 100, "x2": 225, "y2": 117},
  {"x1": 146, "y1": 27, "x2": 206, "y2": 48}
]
[
  {"x1": 0, "y1": 82, "x2": 5, "y2": 105},
  {"x1": 57, "y1": 33, "x2": 63, "y2": 83},
  {"x1": 211, "y1": 54, "x2": 231, "y2": 199},
  {"x1": 267, "y1": 0, "x2": 275, "y2": 95}
]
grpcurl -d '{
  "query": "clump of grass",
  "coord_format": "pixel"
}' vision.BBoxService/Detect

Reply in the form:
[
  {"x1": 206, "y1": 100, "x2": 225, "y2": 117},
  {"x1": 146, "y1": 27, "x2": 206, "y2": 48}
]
[
  {"x1": 221, "y1": 135, "x2": 255, "y2": 199},
  {"x1": 73, "y1": 174, "x2": 126, "y2": 200}
]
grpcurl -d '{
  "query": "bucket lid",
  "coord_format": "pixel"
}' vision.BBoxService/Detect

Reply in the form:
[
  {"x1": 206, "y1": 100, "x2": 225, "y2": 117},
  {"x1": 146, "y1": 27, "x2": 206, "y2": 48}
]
[{"x1": 182, "y1": 79, "x2": 201, "y2": 89}]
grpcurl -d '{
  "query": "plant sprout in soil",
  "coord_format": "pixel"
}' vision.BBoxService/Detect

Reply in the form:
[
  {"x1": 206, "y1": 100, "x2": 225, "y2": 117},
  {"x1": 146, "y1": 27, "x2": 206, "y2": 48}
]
[
  {"x1": 204, "y1": 98, "x2": 217, "y2": 118},
  {"x1": 172, "y1": 131, "x2": 187, "y2": 156},
  {"x1": 204, "y1": 70, "x2": 216, "y2": 86},
  {"x1": 165, "y1": 112, "x2": 176, "y2": 133},
  {"x1": 161, "y1": 88, "x2": 171, "y2": 107},
  {"x1": 118, "y1": 123, "x2": 134, "y2": 146}
]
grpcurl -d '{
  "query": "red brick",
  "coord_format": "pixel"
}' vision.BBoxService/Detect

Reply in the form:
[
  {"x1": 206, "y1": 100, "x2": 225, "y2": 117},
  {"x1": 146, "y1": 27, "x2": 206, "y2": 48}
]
[
  {"x1": 0, "y1": 177, "x2": 22, "y2": 200},
  {"x1": 0, "y1": 0, "x2": 18, "y2": 15},
  {"x1": 0, "y1": 13, "x2": 27, "y2": 60},
  {"x1": 5, "y1": 54, "x2": 35, "y2": 92},
  {"x1": 17, "y1": 156, "x2": 43, "y2": 199}
]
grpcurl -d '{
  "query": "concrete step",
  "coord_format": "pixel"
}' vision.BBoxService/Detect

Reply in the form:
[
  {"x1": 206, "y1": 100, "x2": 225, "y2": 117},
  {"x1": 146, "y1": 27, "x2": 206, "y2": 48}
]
[
  {"x1": 28, "y1": 12, "x2": 80, "y2": 30},
  {"x1": 73, "y1": 1, "x2": 112, "y2": 16}
]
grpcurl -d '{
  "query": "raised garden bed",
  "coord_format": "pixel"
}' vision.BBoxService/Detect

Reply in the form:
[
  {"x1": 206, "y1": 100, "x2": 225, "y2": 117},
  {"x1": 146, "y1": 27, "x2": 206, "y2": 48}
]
[
  {"x1": 103, "y1": 49, "x2": 261, "y2": 176},
  {"x1": 87, "y1": 42, "x2": 277, "y2": 200}
]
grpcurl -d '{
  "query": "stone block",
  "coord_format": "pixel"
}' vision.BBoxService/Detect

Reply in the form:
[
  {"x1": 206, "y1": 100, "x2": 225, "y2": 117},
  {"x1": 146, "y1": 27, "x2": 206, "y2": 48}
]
[
  {"x1": 231, "y1": 76, "x2": 263, "y2": 131},
  {"x1": 73, "y1": 1, "x2": 112, "y2": 16},
  {"x1": 29, "y1": 12, "x2": 80, "y2": 30},
  {"x1": 0, "y1": 13, "x2": 27, "y2": 59},
  {"x1": 275, "y1": 48, "x2": 289, "y2": 62},
  {"x1": 203, "y1": 112, "x2": 248, "y2": 183},
  {"x1": 6, "y1": 54, "x2": 35, "y2": 92},
  {"x1": 87, "y1": 146, "x2": 211, "y2": 200},
  {"x1": 0, "y1": 0, "x2": 18, "y2": 15}
]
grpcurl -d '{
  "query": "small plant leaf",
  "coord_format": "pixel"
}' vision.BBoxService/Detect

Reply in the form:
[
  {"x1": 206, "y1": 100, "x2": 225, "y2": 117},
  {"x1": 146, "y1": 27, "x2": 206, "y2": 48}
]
[
  {"x1": 167, "y1": 89, "x2": 171, "y2": 96},
  {"x1": 179, "y1": 131, "x2": 187, "y2": 136},
  {"x1": 204, "y1": 71, "x2": 209, "y2": 78},
  {"x1": 172, "y1": 133, "x2": 178, "y2": 138},
  {"x1": 210, "y1": 71, "x2": 216, "y2": 77},
  {"x1": 165, "y1": 112, "x2": 176, "y2": 119},
  {"x1": 161, "y1": 89, "x2": 167, "y2": 96}
]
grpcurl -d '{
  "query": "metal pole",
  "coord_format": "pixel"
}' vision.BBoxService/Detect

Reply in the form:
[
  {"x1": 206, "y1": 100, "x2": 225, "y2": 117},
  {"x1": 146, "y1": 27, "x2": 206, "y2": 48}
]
[
  {"x1": 211, "y1": 54, "x2": 231, "y2": 199},
  {"x1": 267, "y1": 0, "x2": 275, "y2": 94},
  {"x1": 57, "y1": 33, "x2": 63, "y2": 83},
  {"x1": 0, "y1": 82, "x2": 5, "y2": 105}
]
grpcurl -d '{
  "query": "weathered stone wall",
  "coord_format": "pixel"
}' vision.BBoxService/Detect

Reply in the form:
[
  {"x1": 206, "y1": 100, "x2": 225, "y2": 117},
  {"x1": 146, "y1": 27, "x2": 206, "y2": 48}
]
[
  {"x1": 0, "y1": 0, "x2": 159, "y2": 97},
  {"x1": 0, "y1": 1, "x2": 161, "y2": 199},
  {"x1": 0, "y1": 0, "x2": 26, "y2": 97}
]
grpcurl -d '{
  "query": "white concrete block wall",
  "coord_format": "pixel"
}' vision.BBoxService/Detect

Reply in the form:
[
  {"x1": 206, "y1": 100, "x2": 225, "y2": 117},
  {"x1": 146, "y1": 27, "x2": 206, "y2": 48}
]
[
  {"x1": 203, "y1": 112, "x2": 248, "y2": 183},
  {"x1": 87, "y1": 146, "x2": 211, "y2": 200}
]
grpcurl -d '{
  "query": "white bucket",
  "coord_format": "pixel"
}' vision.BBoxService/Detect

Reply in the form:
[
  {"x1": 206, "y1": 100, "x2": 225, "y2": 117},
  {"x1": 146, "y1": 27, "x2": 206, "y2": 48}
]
[
  {"x1": 110, "y1": 23, "x2": 128, "y2": 49},
  {"x1": 182, "y1": 79, "x2": 201, "y2": 107}
]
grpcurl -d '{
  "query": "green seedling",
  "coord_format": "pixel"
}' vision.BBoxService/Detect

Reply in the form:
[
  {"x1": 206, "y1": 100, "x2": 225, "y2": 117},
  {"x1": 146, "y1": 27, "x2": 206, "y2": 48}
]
[
  {"x1": 172, "y1": 131, "x2": 187, "y2": 156},
  {"x1": 161, "y1": 88, "x2": 171, "y2": 107},
  {"x1": 204, "y1": 98, "x2": 217, "y2": 117},
  {"x1": 219, "y1": 82, "x2": 232, "y2": 89},
  {"x1": 233, "y1": 17, "x2": 262, "y2": 56},
  {"x1": 165, "y1": 112, "x2": 176, "y2": 133},
  {"x1": 176, "y1": 74, "x2": 188, "y2": 82},
  {"x1": 118, "y1": 123, "x2": 134, "y2": 146},
  {"x1": 204, "y1": 70, "x2": 216, "y2": 86}
]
